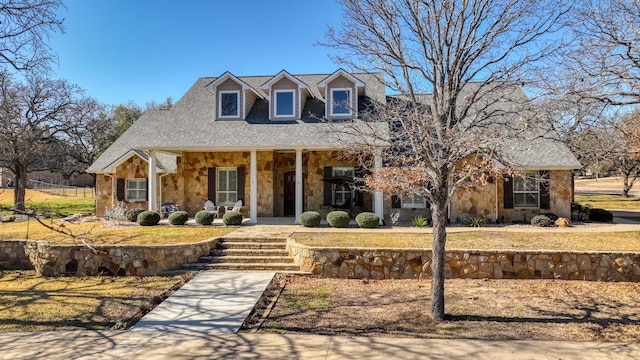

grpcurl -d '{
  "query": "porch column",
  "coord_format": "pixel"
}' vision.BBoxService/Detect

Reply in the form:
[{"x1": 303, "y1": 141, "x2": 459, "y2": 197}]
[
  {"x1": 294, "y1": 149, "x2": 303, "y2": 224},
  {"x1": 148, "y1": 150, "x2": 157, "y2": 211},
  {"x1": 374, "y1": 153, "x2": 384, "y2": 224},
  {"x1": 249, "y1": 150, "x2": 258, "y2": 224}
]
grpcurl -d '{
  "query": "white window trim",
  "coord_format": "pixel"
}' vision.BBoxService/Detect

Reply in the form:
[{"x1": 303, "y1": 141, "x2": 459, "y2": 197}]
[
  {"x1": 330, "y1": 88, "x2": 352, "y2": 116},
  {"x1": 401, "y1": 194, "x2": 427, "y2": 209},
  {"x1": 216, "y1": 167, "x2": 238, "y2": 206},
  {"x1": 332, "y1": 167, "x2": 355, "y2": 206},
  {"x1": 513, "y1": 172, "x2": 540, "y2": 208},
  {"x1": 273, "y1": 89, "x2": 295, "y2": 118},
  {"x1": 125, "y1": 178, "x2": 147, "y2": 202},
  {"x1": 219, "y1": 90, "x2": 240, "y2": 118}
]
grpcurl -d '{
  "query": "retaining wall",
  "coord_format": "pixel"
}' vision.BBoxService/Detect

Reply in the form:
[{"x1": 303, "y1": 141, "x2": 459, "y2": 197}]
[
  {"x1": 288, "y1": 240, "x2": 640, "y2": 282},
  {"x1": 0, "y1": 238, "x2": 218, "y2": 276}
]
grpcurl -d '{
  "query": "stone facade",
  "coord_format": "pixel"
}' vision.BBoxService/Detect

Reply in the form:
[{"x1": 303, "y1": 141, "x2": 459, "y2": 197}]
[
  {"x1": 288, "y1": 240, "x2": 640, "y2": 282},
  {"x1": 0, "y1": 238, "x2": 218, "y2": 277}
]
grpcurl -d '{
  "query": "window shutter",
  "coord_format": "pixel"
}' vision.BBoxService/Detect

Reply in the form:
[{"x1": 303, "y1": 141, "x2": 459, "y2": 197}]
[
  {"x1": 237, "y1": 166, "x2": 246, "y2": 203},
  {"x1": 323, "y1": 166, "x2": 332, "y2": 206},
  {"x1": 116, "y1": 179, "x2": 125, "y2": 201},
  {"x1": 145, "y1": 178, "x2": 149, "y2": 202},
  {"x1": 503, "y1": 175, "x2": 513, "y2": 209},
  {"x1": 539, "y1": 170, "x2": 550, "y2": 209},
  {"x1": 207, "y1": 167, "x2": 216, "y2": 202},
  {"x1": 391, "y1": 194, "x2": 401, "y2": 209}
]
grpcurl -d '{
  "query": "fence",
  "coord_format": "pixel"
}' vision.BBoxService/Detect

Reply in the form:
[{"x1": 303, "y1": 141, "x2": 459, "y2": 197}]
[{"x1": 27, "y1": 179, "x2": 95, "y2": 198}]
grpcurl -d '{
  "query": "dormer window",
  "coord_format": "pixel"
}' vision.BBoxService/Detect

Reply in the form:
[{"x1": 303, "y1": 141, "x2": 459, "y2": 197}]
[
  {"x1": 330, "y1": 88, "x2": 352, "y2": 116},
  {"x1": 219, "y1": 91, "x2": 239, "y2": 118},
  {"x1": 275, "y1": 90, "x2": 294, "y2": 117}
]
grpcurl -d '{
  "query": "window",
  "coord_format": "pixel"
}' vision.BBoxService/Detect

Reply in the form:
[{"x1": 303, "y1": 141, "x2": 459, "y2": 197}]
[
  {"x1": 330, "y1": 88, "x2": 352, "y2": 116},
  {"x1": 275, "y1": 90, "x2": 294, "y2": 117},
  {"x1": 402, "y1": 194, "x2": 427, "y2": 208},
  {"x1": 513, "y1": 172, "x2": 539, "y2": 208},
  {"x1": 126, "y1": 179, "x2": 147, "y2": 201},
  {"x1": 219, "y1": 91, "x2": 239, "y2": 117},
  {"x1": 217, "y1": 167, "x2": 237, "y2": 205},
  {"x1": 332, "y1": 167, "x2": 354, "y2": 206}
]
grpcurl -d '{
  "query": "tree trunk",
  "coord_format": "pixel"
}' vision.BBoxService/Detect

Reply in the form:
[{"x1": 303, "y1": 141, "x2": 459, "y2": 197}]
[
  {"x1": 430, "y1": 194, "x2": 448, "y2": 322},
  {"x1": 13, "y1": 165, "x2": 27, "y2": 212}
]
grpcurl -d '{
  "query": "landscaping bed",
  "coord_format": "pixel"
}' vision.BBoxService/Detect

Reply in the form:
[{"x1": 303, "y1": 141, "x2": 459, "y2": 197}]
[{"x1": 251, "y1": 275, "x2": 640, "y2": 342}]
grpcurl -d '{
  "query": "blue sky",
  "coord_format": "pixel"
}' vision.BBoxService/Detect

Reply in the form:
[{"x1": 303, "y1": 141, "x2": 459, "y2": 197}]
[{"x1": 50, "y1": 0, "x2": 345, "y2": 107}]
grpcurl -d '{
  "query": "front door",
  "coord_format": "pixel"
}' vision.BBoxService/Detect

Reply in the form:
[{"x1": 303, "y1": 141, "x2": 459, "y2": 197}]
[{"x1": 284, "y1": 171, "x2": 295, "y2": 216}]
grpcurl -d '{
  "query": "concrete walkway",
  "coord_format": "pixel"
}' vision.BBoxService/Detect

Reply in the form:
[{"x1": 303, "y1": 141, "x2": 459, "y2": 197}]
[{"x1": 133, "y1": 271, "x2": 276, "y2": 333}]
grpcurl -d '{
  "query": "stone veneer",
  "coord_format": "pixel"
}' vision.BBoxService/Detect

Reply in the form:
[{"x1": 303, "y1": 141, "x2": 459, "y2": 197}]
[
  {"x1": 0, "y1": 238, "x2": 217, "y2": 277},
  {"x1": 288, "y1": 240, "x2": 640, "y2": 282}
]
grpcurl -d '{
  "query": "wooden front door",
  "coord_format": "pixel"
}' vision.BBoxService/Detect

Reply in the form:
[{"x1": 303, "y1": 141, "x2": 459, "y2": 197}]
[{"x1": 284, "y1": 171, "x2": 295, "y2": 216}]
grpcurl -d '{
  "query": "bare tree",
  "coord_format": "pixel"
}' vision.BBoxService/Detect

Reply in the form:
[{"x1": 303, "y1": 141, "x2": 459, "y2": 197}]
[
  {"x1": 0, "y1": 70, "x2": 85, "y2": 212},
  {"x1": 0, "y1": 0, "x2": 64, "y2": 71},
  {"x1": 325, "y1": 0, "x2": 569, "y2": 321}
]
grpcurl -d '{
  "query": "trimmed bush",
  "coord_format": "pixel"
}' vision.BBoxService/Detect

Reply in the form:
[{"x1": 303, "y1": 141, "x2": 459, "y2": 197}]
[
  {"x1": 137, "y1": 210, "x2": 160, "y2": 226},
  {"x1": 355, "y1": 212, "x2": 379, "y2": 228},
  {"x1": 327, "y1": 211, "x2": 350, "y2": 228},
  {"x1": 531, "y1": 214, "x2": 554, "y2": 227},
  {"x1": 223, "y1": 211, "x2": 243, "y2": 226},
  {"x1": 126, "y1": 207, "x2": 146, "y2": 222},
  {"x1": 299, "y1": 211, "x2": 321, "y2": 227},
  {"x1": 168, "y1": 211, "x2": 189, "y2": 225},
  {"x1": 195, "y1": 210, "x2": 215, "y2": 225},
  {"x1": 589, "y1": 208, "x2": 614, "y2": 223}
]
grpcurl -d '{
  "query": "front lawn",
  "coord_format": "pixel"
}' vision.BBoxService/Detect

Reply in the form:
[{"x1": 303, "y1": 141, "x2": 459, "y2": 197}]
[
  {"x1": 0, "y1": 221, "x2": 236, "y2": 245},
  {"x1": 574, "y1": 193, "x2": 640, "y2": 210},
  {"x1": 0, "y1": 271, "x2": 188, "y2": 331},
  {"x1": 292, "y1": 231, "x2": 640, "y2": 252},
  {"x1": 0, "y1": 189, "x2": 95, "y2": 216}
]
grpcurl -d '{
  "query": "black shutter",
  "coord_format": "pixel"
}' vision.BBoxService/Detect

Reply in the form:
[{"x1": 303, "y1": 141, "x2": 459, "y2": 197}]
[
  {"x1": 145, "y1": 178, "x2": 149, "y2": 202},
  {"x1": 503, "y1": 175, "x2": 513, "y2": 209},
  {"x1": 116, "y1": 178, "x2": 125, "y2": 201},
  {"x1": 323, "y1": 166, "x2": 332, "y2": 206},
  {"x1": 391, "y1": 194, "x2": 401, "y2": 209},
  {"x1": 237, "y1": 166, "x2": 246, "y2": 203},
  {"x1": 539, "y1": 170, "x2": 550, "y2": 209},
  {"x1": 207, "y1": 167, "x2": 216, "y2": 202},
  {"x1": 354, "y1": 167, "x2": 363, "y2": 206}
]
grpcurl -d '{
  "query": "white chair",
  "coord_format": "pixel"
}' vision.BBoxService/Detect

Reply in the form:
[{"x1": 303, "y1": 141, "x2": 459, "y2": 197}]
[
  {"x1": 226, "y1": 200, "x2": 242, "y2": 213},
  {"x1": 203, "y1": 200, "x2": 220, "y2": 218}
]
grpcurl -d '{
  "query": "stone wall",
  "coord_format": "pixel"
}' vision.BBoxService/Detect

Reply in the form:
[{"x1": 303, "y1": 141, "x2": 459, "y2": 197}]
[
  {"x1": 288, "y1": 240, "x2": 640, "y2": 282},
  {"x1": 0, "y1": 238, "x2": 218, "y2": 277}
]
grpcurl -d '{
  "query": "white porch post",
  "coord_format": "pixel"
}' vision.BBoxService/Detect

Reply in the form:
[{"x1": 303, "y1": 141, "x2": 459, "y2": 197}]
[
  {"x1": 148, "y1": 150, "x2": 157, "y2": 211},
  {"x1": 250, "y1": 150, "x2": 258, "y2": 224},
  {"x1": 374, "y1": 153, "x2": 384, "y2": 224},
  {"x1": 294, "y1": 149, "x2": 303, "y2": 224}
]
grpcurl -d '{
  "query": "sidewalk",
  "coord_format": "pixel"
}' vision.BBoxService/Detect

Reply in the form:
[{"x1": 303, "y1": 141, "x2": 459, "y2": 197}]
[{"x1": 0, "y1": 329, "x2": 639, "y2": 359}]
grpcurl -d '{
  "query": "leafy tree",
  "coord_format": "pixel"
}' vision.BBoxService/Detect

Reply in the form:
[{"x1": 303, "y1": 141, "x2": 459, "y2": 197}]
[
  {"x1": 0, "y1": 0, "x2": 65, "y2": 71},
  {"x1": 325, "y1": 0, "x2": 569, "y2": 321}
]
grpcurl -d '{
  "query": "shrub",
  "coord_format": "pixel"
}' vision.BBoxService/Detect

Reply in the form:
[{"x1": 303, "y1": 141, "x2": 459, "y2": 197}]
[
  {"x1": 168, "y1": 211, "x2": 189, "y2": 225},
  {"x1": 531, "y1": 214, "x2": 554, "y2": 227},
  {"x1": 137, "y1": 211, "x2": 160, "y2": 226},
  {"x1": 457, "y1": 213, "x2": 471, "y2": 224},
  {"x1": 223, "y1": 211, "x2": 243, "y2": 226},
  {"x1": 299, "y1": 211, "x2": 321, "y2": 227},
  {"x1": 411, "y1": 216, "x2": 429, "y2": 227},
  {"x1": 326, "y1": 211, "x2": 350, "y2": 228},
  {"x1": 465, "y1": 215, "x2": 485, "y2": 227},
  {"x1": 104, "y1": 202, "x2": 126, "y2": 221},
  {"x1": 539, "y1": 212, "x2": 559, "y2": 221},
  {"x1": 195, "y1": 210, "x2": 215, "y2": 225},
  {"x1": 589, "y1": 208, "x2": 613, "y2": 223},
  {"x1": 126, "y1": 207, "x2": 146, "y2": 222},
  {"x1": 355, "y1": 212, "x2": 379, "y2": 228}
]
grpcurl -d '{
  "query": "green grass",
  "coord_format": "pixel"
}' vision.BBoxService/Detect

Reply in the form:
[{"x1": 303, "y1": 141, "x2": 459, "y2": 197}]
[
  {"x1": 0, "y1": 271, "x2": 187, "y2": 331},
  {"x1": 291, "y1": 231, "x2": 640, "y2": 252},
  {"x1": 1, "y1": 189, "x2": 95, "y2": 216},
  {"x1": 575, "y1": 193, "x2": 640, "y2": 210}
]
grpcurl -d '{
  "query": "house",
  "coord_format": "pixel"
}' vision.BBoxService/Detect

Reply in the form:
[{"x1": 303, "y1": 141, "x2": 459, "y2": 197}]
[{"x1": 87, "y1": 69, "x2": 580, "y2": 224}]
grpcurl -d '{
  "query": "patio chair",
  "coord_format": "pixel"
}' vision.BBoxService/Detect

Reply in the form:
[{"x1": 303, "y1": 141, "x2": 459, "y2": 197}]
[
  {"x1": 226, "y1": 200, "x2": 242, "y2": 213},
  {"x1": 203, "y1": 200, "x2": 220, "y2": 218}
]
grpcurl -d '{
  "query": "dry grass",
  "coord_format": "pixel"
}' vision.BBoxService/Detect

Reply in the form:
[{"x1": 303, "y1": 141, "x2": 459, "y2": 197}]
[
  {"x1": 0, "y1": 221, "x2": 235, "y2": 245},
  {"x1": 0, "y1": 270, "x2": 188, "y2": 331},
  {"x1": 258, "y1": 276, "x2": 640, "y2": 342},
  {"x1": 291, "y1": 231, "x2": 640, "y2": 252}
]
